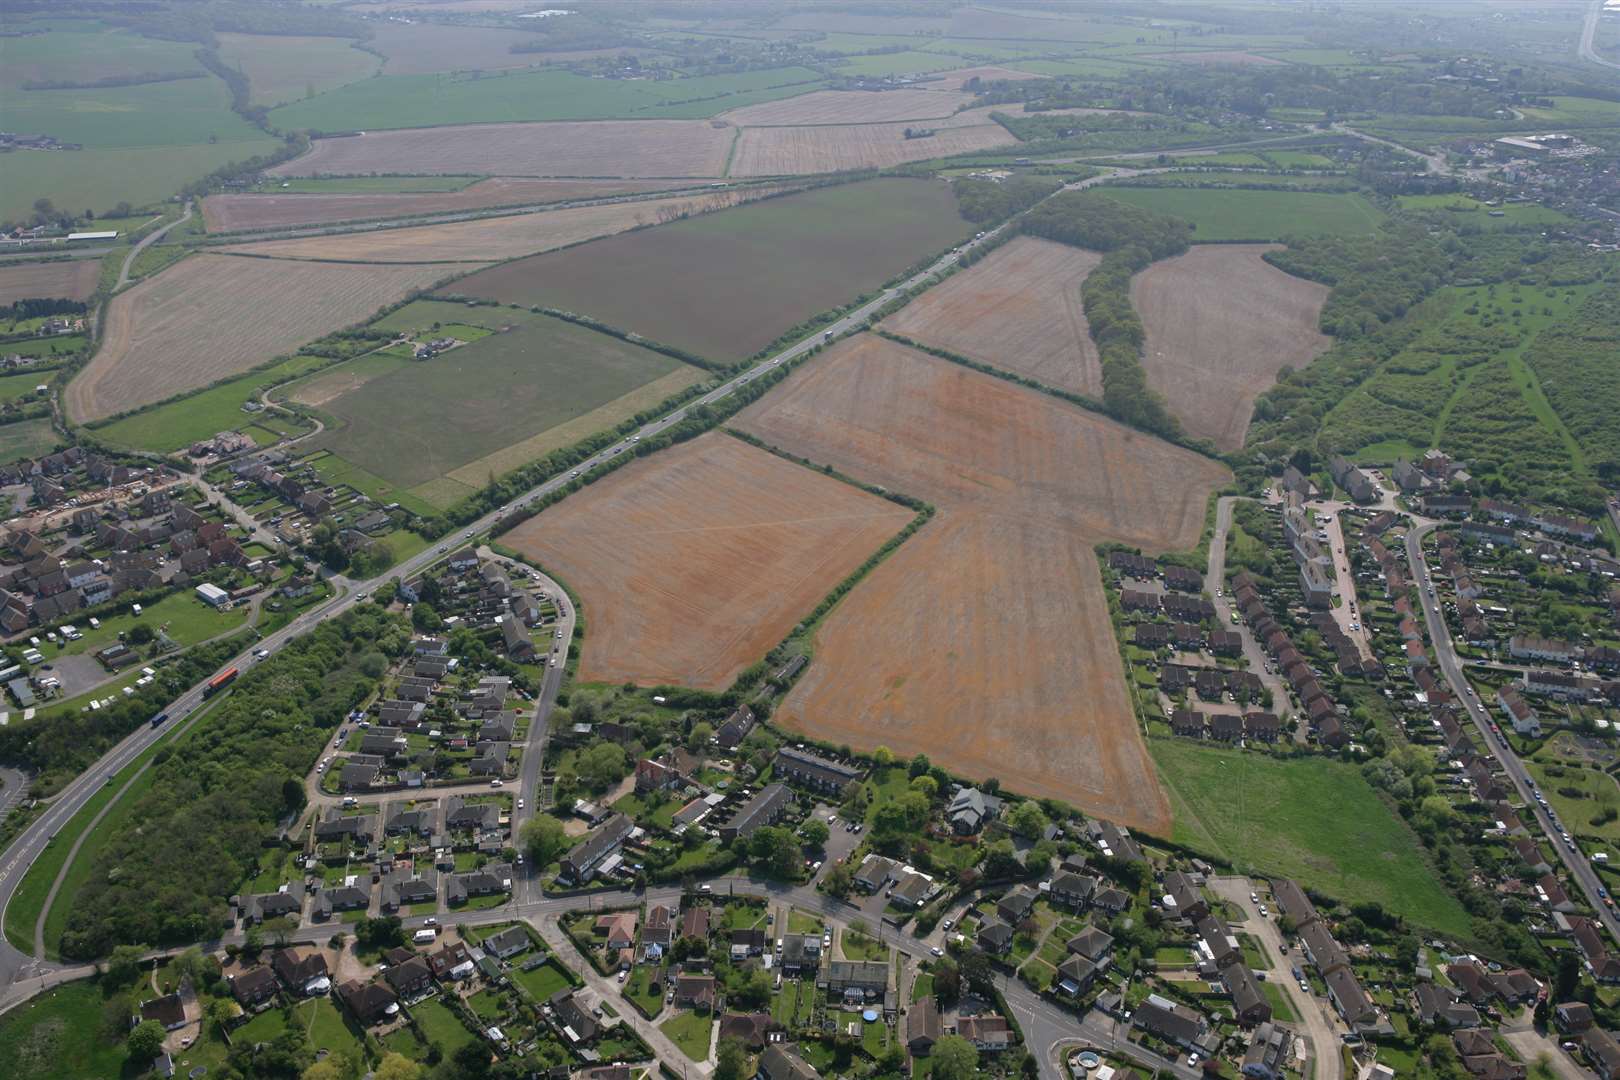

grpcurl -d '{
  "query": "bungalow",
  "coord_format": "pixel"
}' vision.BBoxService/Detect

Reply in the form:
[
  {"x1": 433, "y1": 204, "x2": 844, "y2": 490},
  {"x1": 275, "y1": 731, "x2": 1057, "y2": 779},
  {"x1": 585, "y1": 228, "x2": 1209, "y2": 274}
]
[
  {"x1": 1133, "y1": 998, "x2": 1214, "y2": 1054},
  {"x1": 820, "y1": 960, "x2": 888, "y2": 1000},
  {"x1": 597, "y1": 912, "x2": 638, "y2": 952},
  {"x1": 1555, "y1": 1002, "x2": 1595, "y2": 1034},
  {"x1": 1583, "y1": 1029, "x2": 1620, "y2": 1080},
  {"x1": 759, "y1": 1044, "x2": 821, "y2": 1080},
  {"x1": 382, "y1": 868, "x2": 438, "y2": 911},
  {"x1": 719, "y1": 1012, "x2": 780, "y2": 1051},
  {"x1": 445, "y1": 864, "x2": 511, "y2": 905},
  {"x1": 679, "y1": 905, "x2": 711, "y2": 942},
  {"x1": 484, "y1": 926, "x2": 532, "y2": 961},
  {"x1": 140, "y1": 993, "x2": 187, "y2": 1031},
  {"x1": 1413, "y1": 982, "x2": 1480, "y2": 1030},
  {"x1": 957, "y1": 1015, "x2": 1014, "y2": 1052},
  {"x1": 674, "y1": 975, "x2": 717, "y2": 1011},
  {"x1": 906, "y1": 996, "x2": 941, "y2": 1055},
  {"x1": 1197, "y1": 915, "x2": 1241, "y2": 969}
]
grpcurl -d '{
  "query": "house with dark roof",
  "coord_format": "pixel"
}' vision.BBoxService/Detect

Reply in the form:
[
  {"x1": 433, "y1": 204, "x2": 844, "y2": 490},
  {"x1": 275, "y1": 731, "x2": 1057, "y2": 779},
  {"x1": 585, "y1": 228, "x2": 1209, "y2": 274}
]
[
  {"x1": 231, "y1": 966, "x2": 280, "y2": 1009},
  {"x1": 561, "y1": 812, "x2": 633, "y2": 883},
  {"x1": 140, "y1": 993, "x2": 187, "y2": 1030},
  {"x1": 906, "y1": 995, "x2": 941, "y2": 1055},
  {"x1": 772, "y1": 747, "x2": 861, "y2": 794},
  {"x1": 719, "y1": 783, "x2": 791, "y2": 843},
  {"x1": 339, "y1": 980, "x2": 398, "y2": 1026}
]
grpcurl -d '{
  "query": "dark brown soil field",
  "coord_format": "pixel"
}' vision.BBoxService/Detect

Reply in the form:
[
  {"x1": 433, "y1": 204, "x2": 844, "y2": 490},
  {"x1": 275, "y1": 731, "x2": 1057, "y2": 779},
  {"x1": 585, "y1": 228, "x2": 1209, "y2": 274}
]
[
  {"x1": 1131, "y1": 243, "x2": 1330, "y2": 450},
  {"x1": 454, "y1": 178, "x2": 972, "y2": 361},
  {"x1": 880, "y1": 236, "x2": 1102, "y2": 396},
  {"x1": 734, "y1": 334, "x2": 1230, "y2": 832},
  {"x1": 0, "y1": 259, "x2": 100, "y2": 305},
  {"x1": 266, "y1": 120, "x2": 733, "y2": 179},
  {"x1": 200, "y1": 178, "x2": 697, "y2": 232},
  {"x1": 502, "y1": 432, "x2": 912, "y2": 690}
]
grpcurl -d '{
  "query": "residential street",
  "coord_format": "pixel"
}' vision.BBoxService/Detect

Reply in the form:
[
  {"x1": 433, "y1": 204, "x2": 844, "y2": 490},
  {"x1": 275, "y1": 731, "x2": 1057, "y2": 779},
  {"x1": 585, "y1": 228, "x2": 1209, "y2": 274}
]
[{"x1": 1205, "y1": 495, "x2": 1293, "y2": 736}]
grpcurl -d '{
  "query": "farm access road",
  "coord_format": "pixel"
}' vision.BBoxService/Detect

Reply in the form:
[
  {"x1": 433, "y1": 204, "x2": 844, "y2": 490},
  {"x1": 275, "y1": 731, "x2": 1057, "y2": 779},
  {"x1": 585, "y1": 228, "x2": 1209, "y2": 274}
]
[
  {"x1": 1405, "y1": 521, "x2": 1620, "y2": 945},
  {"x1": 0, "y1": 206, "x2": 1020, "y2": 1003},
  {"x1": 115, "y1": 201, "x2": 191, "y2": 291}
]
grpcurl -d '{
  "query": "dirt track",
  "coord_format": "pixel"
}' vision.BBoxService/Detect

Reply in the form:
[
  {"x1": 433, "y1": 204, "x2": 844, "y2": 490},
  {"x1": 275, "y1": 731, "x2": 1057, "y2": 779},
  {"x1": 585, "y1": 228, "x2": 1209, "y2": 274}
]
[
  {"x1": 735, "y1": 335, "x2": 1230, "y2": 832},
  {"x1": 1131, "y1": 243, "x2": 1330, "y2": 450},
  {"x1": 502, "y1": 432, "x2": 912, "y2": 691},
  {"x1": 266, "y1": 120, "x2": 733, "y2": 179},
  {"x1": 67, "y1": 254, "x2": 460, "y2": 424},
  {"x1": 881, "y1": 236, "x2": 1102, "y2": 396},
  {"x1": 201, "y1": 178, "x2": 694, "y2": 233}
]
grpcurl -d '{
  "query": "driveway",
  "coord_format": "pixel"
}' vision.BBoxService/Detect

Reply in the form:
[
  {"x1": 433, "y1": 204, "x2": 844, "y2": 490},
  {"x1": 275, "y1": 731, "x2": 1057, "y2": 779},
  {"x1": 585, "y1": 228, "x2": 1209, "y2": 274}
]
[{"x1": 1208, "y1": 877, "x2": 1342, "y2": 1080}]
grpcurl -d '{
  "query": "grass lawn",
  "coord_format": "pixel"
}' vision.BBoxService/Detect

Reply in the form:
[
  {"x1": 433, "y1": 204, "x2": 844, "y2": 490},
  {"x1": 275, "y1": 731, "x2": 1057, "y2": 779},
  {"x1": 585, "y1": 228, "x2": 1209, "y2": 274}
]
[
  {"x1": 1151, "y1": 739, "x2": 1472, "y2": 936},
  {"x1": 293, "y1": 997, "x2": 363, "y2": 1059},
  {"x1": 0, "y1": 978, "x2": 132, "y2": 1079},
  {"x1": 912, "y1": 972, "x2": 934, "y2": 1003},
  {"x1": 0, "y1": 418, "x2": 63, "y2": 465},
  {"x1": 235, "y1": 1005, "x2": 291, "y2": 1045},
  {"x1": 1262, "y1": 981, "x2": 1299, "y2": 1022},
  {"x1": 1098, "y1": 186, "x2": 1385, "y2": 241},
  {"x1": 659, "y1": 1007, "x2": 714, "y2": 1062},
  {"x1": 513, "y1": 960, "x2": 573, "y2": 1002},
  {"x1": 723, "y1": 901, "x2": 767, "y2": 930},
  {"x1": 57, "y1": 590, "x2": 250, "y2": 657},
  {"x1": 610, "y1": 790, "x2": 680, "y2": 833},
  {"x1": 410, "y1": 996, "x2": 478, "y2": 1056},
  {"x1": 622, "y1": 965, "x2": 665, "y2": 1017},
  {"x1": 92, "y1": 353, "x2": 328, "y2": 452},
  {"x1": 840, "y1": 929, "x2": 888, "y2": 962},
  {"x1": 788, "y1": 909, "x2": 823, "y2": 934},
  {"x1": 466, "y1": 990, "x2": 504, "y2": 1022}
]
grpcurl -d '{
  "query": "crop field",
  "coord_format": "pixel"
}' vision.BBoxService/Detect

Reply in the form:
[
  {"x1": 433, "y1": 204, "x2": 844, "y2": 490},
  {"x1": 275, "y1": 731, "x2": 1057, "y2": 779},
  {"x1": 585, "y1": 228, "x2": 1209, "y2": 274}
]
[
  {"x1": 0, "y1": 73, "x2": 266, "y2": 152},
  {"x1": 267, "y1": 65, "x2": 824, "y2": 131},
  {"x1": 67, "y1": 254, "x2": 460, "y2": 424},
  {"x1": 1152, "y1": 739, "x2": 1471, "y2": 934},
  {"x1": 503, "y1": 432, "x2": 913, "y2": 689},
  {"x1": 734, "y1": 335, "x2": 1230, "y2": 830},
  {"x1": 728, "y1": 117, "x2": 1019, "y2": 176},
  {"x1": 216, "y1": 32, "x2": 379, "y2": 107},
  {"x1": 881, "y1": 236, "x2": 1103, "y2": 396},
  {"x1": 296, "y1": 309, "x2": 707, "y2": 507},
  {"x1": 0, "y1": 260, "x2": 100, "y2": 305},
  {"x1": 1099, "y1": 186, "x2": 1385, "y2": 240},
  {"x1": 201, "y1": 177, "x2": 696, "y2": 232},
  {"x1": 268, "y1": 119, "x2": 734, "y2": 178},
  {"x1": 915, "y1": 65, "x2": 1044, "y2": 88},
  {"x1": 365, "y1": 22, "x2": 547, "y2": 75},
  {"x1": 1131, "y1": 244, "x2": 1330, "y2": 449},
  {"x1": 718, "y1": 87, "x2": 973, "y2": 125},
  {"x1": 219, "y1": 185, "x2": 785, "y2": 263},
  {"x1": 0, "y1": 25, "x2": 206, "y2": 89},
  {"x1": 456, "y1": 178, "x2": 971, "y2": 361},
  {"x1": 831, "y1": 51, "x2": 965, "y2": 77},
  {"x1": 1, "y1": 142, "x2": 282, "y2": 223},
  {"x1": 92, "y1": 353, "x2": 327, "y2": 453}
]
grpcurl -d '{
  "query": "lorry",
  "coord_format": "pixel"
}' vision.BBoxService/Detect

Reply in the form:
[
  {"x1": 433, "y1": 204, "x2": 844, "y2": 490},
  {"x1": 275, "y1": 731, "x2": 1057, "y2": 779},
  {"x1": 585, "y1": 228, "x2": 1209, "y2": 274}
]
[
  {"x1": 203, "y1": 667, "x2": 239, "y2": 698},
  {"x1": 149, "y1": 712, "x2": 169, "y2": 729}
]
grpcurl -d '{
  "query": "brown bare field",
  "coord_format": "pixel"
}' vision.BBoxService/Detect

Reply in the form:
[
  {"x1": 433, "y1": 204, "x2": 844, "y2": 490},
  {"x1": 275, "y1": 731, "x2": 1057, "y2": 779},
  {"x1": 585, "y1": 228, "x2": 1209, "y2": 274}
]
[
  {"x1": 366, "y1": 23, "x2": 547, "y2": 74},
  {"x1": 1131, "y1": 244, "x2": 1330, "y2": 450},
  {"x1": 266, "y1": 120, "x2": 733, "y2": 179},
  {"x1": 0, "y1": 260, "x2": 100, "y2": 305},
  {"x1": 880, "y1": 236, "x2": 1102, "y2": 396},
  {"x1": 66, "y1": 254, "x2": 460, "y2": 424},
  {"x1": 218, "y1": 185, "x2": 788, "y2": 263},
  {"x1": 719, "y1": 88, "x2": 974, "y2": 126},
  {"x1": 502, "y1": 432, "x2": 912, "y2": 690},
  {"x1": 201, "y1": 178, "x2": 695, "y2": 232},
  {"x1": 729, "y1": 120, "x2": 1017, "y2": 176},
  {"x1": 734, "y1": 335, "x2": 1229, "y2": 831},
  {"x1": 1143, "y1": 50, "x2": 1286, "y2": 65}
]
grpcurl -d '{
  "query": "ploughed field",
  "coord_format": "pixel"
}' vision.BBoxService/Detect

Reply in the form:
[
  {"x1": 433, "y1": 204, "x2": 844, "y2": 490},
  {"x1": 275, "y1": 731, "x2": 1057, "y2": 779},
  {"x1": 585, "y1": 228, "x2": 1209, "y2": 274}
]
[
  {"x1": 266, "y1": 120, "x2": 735, "y2": 179},
  {"x1": 217, "y1": 186, "x2": 787, "y2": 264},
  {"x1": 0, "y1": 259, "x2": 100, "y2": 304},
  {"x1": 502, "y1": 432, "x2": 913, "y2": 690},
  {"x1": 290, "y1": 305, "x2": 706, "y2": 510},
  {"x1": 1131, "y1": 244, "x2": 1330, "y2": 450},
  {"x1": 454, "y1": 178, "x2": 972, "y2": 361},
  {"x1": 880, "y1": 236, "x2": 1102, "y2": 396},
  {"x1": 717, "y1": 87, "x2": 975, "y2": 125},
  {"x1": 67, "y1": 254, "x2": 461, "y2": 425},
  {"x1": 200, "y1": 178, "x2": 702, "y2": 233},
  {"x1": 734, "y1": 335, "x2": 1230, "y2": 832}
]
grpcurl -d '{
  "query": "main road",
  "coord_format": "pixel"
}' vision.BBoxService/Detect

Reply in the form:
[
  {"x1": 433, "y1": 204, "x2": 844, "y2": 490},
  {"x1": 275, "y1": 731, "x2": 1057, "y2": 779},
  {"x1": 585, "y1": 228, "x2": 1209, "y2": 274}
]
[
  {"x1": 1404, "y1": 522, "x2": 1620, "y2": 944},
  {"x1": 1581, "y1": 0, "x2": 1620, "y2": 69},
  {"x1": 0, "y1": 221, "x2": 1013, "y2": 994}
]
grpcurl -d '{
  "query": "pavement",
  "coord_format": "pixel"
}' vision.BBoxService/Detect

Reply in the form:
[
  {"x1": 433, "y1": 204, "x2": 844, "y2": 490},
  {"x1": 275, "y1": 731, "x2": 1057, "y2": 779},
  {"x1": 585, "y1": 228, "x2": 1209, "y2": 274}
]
[
  {"x1": 1404, "y1": 521, "x2": 1620, "y2": 944},
  {"x1": 1208, "y1": 877, "x2": 1341, "y2": 1080}
]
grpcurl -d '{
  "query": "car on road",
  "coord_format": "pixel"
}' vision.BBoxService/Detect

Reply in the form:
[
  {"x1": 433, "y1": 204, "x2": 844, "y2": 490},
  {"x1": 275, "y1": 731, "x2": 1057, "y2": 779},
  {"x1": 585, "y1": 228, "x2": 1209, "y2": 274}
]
[
  {"x1": 822, "y1": 931, "x2": 831, "y2": 948},
  {"x1": 517, "y1": 798, "x2": 524, "y2": 809},
  {"x1": 930, "y1": 946, "x2": 943, "y2": 957},
  {"x1": 490, "y1": 779, "x2": 503, "y2": 788},
  {"x1": 941, "y1": 918, "x2": 953, "y2": 931}
]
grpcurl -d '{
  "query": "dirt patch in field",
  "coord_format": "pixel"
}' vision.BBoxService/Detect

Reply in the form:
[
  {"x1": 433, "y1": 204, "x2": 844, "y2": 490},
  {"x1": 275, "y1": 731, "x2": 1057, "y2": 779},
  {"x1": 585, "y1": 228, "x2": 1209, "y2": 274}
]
[
  {"x1": 881, "y1": 236, "x2": 1102, "y2": 396},
  {"x1": 1142, "y1": 50, "x2": 1286, "y2": 65},
  {"x1": 734, "y1": 334, "x2": 1229, "y2": 832},
  {"x1": 267, "y1": 120, "x2": 733, "y2": 179},
  {"x1": 287, "y1": 369, "x2": 377, "y2": 408},
  {"x1": 0, "y1": 260, "x2": 100, "y2": 305},
  {"x1": 1131, "y1": 243, "x2": 1330, "y2": 450},
  {"x1": 924, "y1": 66, "x2": 1043, "y2": 89},
  {"x1": 67, "y1": 254, "x2": 461, "y2": 424},
  {"x1": 201, "y1": 178, "x2": 699, "y2": 232},
  {"x1": 729, "y1": 119, "x2": 1018, "y2": 176},
  {"x1": 218, "y1": 185, "x2": 789, "y2": 263},
  {"x1": 503, "y1": 432, "x2": 913, "y2": 690},
  {"x1": 719, "y1": 88, "x2": 975, "y2": 126}
]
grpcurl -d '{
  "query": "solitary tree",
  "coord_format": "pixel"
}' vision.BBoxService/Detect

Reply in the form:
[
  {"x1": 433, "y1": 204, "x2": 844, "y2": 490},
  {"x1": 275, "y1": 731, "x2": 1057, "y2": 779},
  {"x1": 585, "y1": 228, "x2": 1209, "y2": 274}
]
[
  {"x1": 929, "y1": 1035, "x2": 980, "y2": 1080},
  {"x1": 127, "y1": 1020, "x2": 166, "y2": 1063}
]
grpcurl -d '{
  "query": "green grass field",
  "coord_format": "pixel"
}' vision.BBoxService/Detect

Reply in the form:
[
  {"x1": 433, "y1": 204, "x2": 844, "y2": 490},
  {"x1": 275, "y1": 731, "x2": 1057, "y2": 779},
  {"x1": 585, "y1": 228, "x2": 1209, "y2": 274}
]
[
  {"x1": 1, "y1": 140, "x2": 282, "y2": 222},
  {"x1": 1151, "y1": 739, "x2": 1472, "y2": 935},
  {"x1": 1098, "y1": 186, "x2": 1385, "y2": 240},
  {"x1": 0, "y1": 374, "x2": 49, "y2": 405},
  {"x1": 299, "y1": 310, "x2": 702, "y2": 500},
  {"x1": 0, "y1": 74, "x2": 267, "y2": 151},
  {"x1": 0, "y1": 978, "x2": 133, "y2": 1079},
  {"x1": 217, "y1": 31, "x2": 379, "y2": 108},
  {"x1": 92, "y1": 353, "x2": 328, "y2": 452},
  {"x1": 834, "y1": 51, "x2": 961, "y2": 76},
  {"x1": 0, "y1": 25, "x2": 206, "y2": 90},
  {"x1": 1395, "y1": 193, "x2": 1571, "y2": 229},
  {"x1": 269, "y1": 65, "x2": 824, "y2": 130},
  {"x1": 459, "y1": 177, "x2": 972, "y2": 361},
  {"x1": 0, "y1": 418, "x2": 63, "y2": 465},
  {"x1": 659, "y1": 1008, "x2": 714, "y2": 1062}
]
